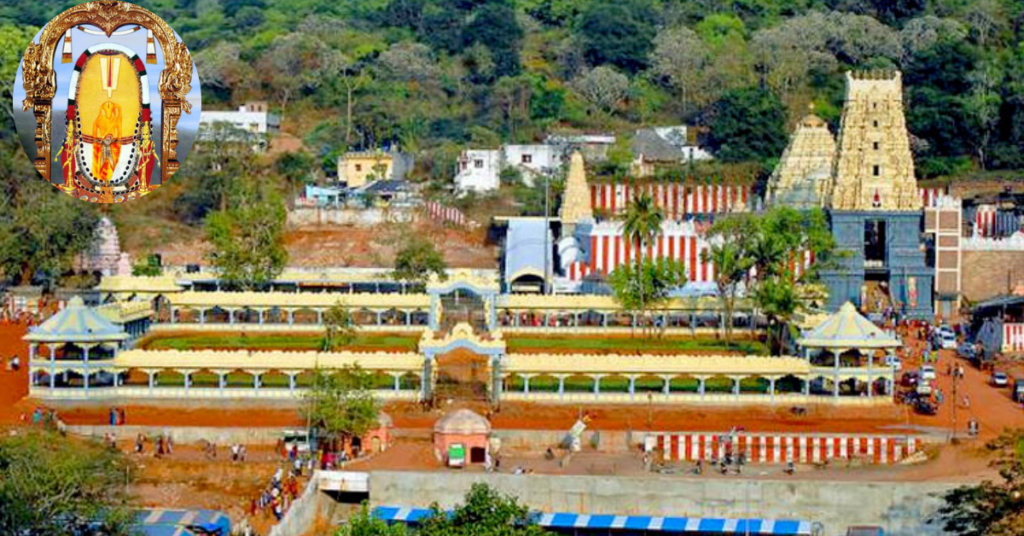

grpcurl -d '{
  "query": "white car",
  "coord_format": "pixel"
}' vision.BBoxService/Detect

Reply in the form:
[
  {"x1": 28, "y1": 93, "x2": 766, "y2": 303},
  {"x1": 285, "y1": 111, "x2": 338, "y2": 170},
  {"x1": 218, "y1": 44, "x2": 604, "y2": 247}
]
[
  {"x1": 884, "y1": 355, "x2": 902, "y2": 370},
  {"x1": 920, "y1": 365, "x2": 937, "y2": 381},
  {"x1": 937, "y1": 332, "x2": 957, "y2": 350},
  {"x1": 991, "y1": 371, "x2": 1009, "y2": 387}
]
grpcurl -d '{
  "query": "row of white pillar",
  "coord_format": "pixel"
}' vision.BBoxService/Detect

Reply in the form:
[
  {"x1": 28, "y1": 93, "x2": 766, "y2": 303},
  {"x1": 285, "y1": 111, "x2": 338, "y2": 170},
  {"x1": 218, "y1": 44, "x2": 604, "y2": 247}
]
[{"x1": 169, "y1": 307, "x2": 428, "y2": 326}]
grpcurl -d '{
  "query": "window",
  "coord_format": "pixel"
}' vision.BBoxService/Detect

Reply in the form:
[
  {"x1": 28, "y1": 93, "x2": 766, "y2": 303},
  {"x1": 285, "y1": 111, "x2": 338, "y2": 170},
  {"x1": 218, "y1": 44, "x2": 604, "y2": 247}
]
[
  {"x1": 873, "y1": 120, "x2": 879, "y2": 127},
  {"x1": 355, "y1": 164, "x2": 362, "y2": 172},
  {"x1": 873, "y1": 142, "x2": 879, "y2": 150},
  {"x1": 873, "y1": 165, "x2": 880, "y2": 176},
  {"x1": 522, "y1": 154, "x2": 532, "y2": 164},
  {"x1": 474, "y1": 159, "x2": 484, "y2": 169}
]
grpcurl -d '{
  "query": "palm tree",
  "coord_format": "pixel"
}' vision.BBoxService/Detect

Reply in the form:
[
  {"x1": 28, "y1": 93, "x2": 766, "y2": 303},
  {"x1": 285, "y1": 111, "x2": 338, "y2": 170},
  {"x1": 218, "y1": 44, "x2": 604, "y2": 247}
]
[
  {"x1": 622, "y1": 192, "x2": 664, "y2": 336},
  {"x1": 704, "y1": 241, "x2": 753, "y2": 345}
]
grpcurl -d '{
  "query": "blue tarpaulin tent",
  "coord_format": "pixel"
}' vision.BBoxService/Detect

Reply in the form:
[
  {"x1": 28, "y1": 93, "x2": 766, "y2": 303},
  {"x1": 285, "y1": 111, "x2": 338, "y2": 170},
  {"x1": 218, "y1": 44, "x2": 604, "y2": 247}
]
[
  {"x1": 372, "y1": 506, "x2": 817, "y2": 535},
  {"x1": 133, "y1": 508, "x2": 231, "y2": 536}
]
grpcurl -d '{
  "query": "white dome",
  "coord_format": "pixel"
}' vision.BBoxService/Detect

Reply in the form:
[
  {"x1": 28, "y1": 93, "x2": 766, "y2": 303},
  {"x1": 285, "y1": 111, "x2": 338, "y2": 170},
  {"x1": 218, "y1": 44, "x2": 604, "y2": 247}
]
[{"x1": 433, "y1": 409, "x2": 491, "y2": 435}]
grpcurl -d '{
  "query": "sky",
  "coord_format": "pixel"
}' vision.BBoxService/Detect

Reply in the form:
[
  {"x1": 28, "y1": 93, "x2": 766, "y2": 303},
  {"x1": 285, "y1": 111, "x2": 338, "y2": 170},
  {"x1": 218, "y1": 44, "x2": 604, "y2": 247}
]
[{"x1": 12, "y1": 23, "x2": 202, "y2": 187}]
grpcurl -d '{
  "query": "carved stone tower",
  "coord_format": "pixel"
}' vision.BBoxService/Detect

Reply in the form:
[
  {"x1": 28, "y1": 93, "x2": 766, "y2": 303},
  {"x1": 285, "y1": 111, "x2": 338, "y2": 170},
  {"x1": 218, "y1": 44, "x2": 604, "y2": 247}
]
[
  {"x1": 830, "y1": 71, "x2": 920, "y2": 212},
  {"x1": 768, "y1": 110, "x2": 836, "y2": 209},
  {"x1": 559, "y1": 150, "x2": 593, "y2": 236}
]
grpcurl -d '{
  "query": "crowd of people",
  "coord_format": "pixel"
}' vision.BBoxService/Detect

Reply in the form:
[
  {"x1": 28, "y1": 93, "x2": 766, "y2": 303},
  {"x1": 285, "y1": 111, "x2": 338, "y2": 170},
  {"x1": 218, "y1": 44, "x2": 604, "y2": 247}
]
[{"x1": 249, "y1": 466, "x2": 302, "y2": 522}]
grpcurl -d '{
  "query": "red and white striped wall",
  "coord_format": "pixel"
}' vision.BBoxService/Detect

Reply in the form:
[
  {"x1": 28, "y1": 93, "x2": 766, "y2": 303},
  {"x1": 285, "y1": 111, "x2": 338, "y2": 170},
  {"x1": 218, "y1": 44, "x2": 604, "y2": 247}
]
[
  {"x1": 583, "y1": 221, "x2": 715, "y2": 281},
  {"x1": 919, "y1": 187, "x2": 947, "y2": 208},
  {"x1": 590, "y1": 184, "x2": 751, "y2": 220},
  {"x1": 655, "y1": 433, "x2": 920, "y2": 465},
  {"x1": 424, "y1": 201, "x2": 470, "y2": 227},
  {"x1": 1003, "y1": 323, "x2": 1024, "y2": 353},
  {"x1": 566, "y1": 222, "x2": 814, "y2": 282},
  {"x1": 974, "y1": 204, "x2": 1022, "y2": 238}
]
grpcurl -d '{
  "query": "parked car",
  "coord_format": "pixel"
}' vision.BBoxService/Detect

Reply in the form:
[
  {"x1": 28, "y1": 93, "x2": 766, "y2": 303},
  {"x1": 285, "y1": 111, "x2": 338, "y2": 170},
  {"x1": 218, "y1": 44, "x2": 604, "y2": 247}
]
[
  {"x1": 920, "y1": 364, "x2": 937, "y2": 381},
  {"x1": 1014, "y1": 377, "x2": 1024, "y2": 403},
  {"x1": 957, "y1": 342, "x2": 976, "y2": 360},
  {"x1": 884, "y1": 355, "x2": 902, "y2": 370},
  {"x1": 916, "y1": 380, "x2": 934, "y2": 396},
  {"x1": 991, "y1": 371, "x2": 1009, "y2": 387},
  {"x1": 937, "y1": 331, "x2": 958, "y2": 350}
]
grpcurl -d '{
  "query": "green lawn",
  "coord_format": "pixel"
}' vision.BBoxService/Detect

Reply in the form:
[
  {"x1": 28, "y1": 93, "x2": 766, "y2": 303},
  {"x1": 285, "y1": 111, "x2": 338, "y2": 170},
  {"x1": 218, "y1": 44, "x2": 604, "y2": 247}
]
[
  {"x1": 143, "y1": 333, "x2": 419, "y2": 351},
  {"x1": 505, "y1": 336, "x2": 765, "y2": 355}
]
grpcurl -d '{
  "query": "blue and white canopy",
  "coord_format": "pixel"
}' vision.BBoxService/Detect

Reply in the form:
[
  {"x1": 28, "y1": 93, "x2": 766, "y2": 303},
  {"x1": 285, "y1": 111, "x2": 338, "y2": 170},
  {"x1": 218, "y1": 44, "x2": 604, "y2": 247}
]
[
  {"x1": 133, "y1": 508, "x2": 231, "y2": 536},
  {"x1": 373, "y1": 506, "x2": 815, "y2": 535}
]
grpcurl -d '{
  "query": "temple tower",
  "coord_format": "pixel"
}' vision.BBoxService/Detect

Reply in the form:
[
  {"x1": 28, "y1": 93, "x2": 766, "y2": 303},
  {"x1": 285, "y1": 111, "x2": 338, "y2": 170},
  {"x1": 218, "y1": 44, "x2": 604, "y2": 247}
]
[
  {"x1": 768, "y1": 110, "x2": 836, "y2": 209},
  {"x1": 822, "y1": 71, "x2": 932, "y2": 318},
  {"x1": 830, "y1": 71, "x2": 920, "y2": 212},
  {"x1": 559, "y1": 151, "x2": 593, "y2": 236}
]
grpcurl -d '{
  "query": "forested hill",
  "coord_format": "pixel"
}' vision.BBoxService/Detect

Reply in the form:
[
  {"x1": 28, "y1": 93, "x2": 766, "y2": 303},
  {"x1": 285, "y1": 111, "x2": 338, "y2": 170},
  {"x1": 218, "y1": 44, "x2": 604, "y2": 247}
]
[{"x1": 2, "y1": 0, "x2": 1024, "y2": 185}]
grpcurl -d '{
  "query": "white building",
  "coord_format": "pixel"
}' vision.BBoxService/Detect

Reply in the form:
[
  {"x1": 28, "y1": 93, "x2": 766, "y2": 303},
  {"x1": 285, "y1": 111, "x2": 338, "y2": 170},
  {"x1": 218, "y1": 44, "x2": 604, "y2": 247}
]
[
  {"x1": 502, "y1": 144, "x2": 562, "y2": 186},
  {"x1": 199, "y1": 101, "x2": 278, "y2": 148},
  {"x1": 455, "y1": 149, "x2": 502, "y2": 193}
]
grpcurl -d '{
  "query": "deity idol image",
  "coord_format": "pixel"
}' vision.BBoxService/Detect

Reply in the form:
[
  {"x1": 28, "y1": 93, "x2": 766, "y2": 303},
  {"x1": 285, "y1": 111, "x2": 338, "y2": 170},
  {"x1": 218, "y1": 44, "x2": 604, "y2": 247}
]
[{"x1": 16, "y1": 0, "x2": 200, "y2": 204}]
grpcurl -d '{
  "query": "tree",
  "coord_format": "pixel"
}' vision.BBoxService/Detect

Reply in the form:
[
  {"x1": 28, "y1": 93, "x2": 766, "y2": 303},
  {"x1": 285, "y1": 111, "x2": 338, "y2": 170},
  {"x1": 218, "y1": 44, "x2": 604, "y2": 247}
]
[
  {"x1": 417, "y1": 483, "x2": 551, "y2": 536},
  {"x1": 0, "y1": 430, "x2": 134, "y2": 535},
  {"x1": 752, "y1": 276, "x2": 801, "y2": 355},
  {"x1": 302, "y1": 366, "x2": 381, "y2": 450},
  {"x1": 378, "y1": 42, "x2": 441, "y2": 84},
  {"x1": 204, "y1": 181, "x2": 288, "y2": 291},
  {"x1": 322, "y1": 302, "x2": 358, "y2": 351},
  {"x1": 338, "y1": 503, "x2": 408, "y2": 536},
  {"x1": 706, "y1": 87, "x2": 788, "y2": 163},
  {"x1": 132, "y1": 254, "x2": 163, "y2": 277},
  {"x1": 0, "y1": 25, "x2": 35, "y2": 122},
  {"x1": 0, "y1": 177, "x2": 98, "y2": 287},
  {"x1": 704, "y1": 216, "x2": 755, "y2": 345},
  {"x1": 392, "y1": 235, "x2": 447, "y2": 289},
  {"x1": 650, "y1": 25, "x2": 712, "y2": 114},
  {"x1": 609, "y1": 258, "x2": 688, "y2": 337},
  {"x1": 622, "y1": 192, "x2": 664, "y2": 336},
  {"x1": 572, "y1": 66, "x2": 629, "y2": 113},
  {"x1": 463, "y1": 2, "x2": 524, "y2": 78},
  {"x1": 966, "y1": 58, "x2": 1003, "y2": 168},
  {"x1": 260, "y1": 32, "x2": 345, "y2": 124},
  {"x1": 174, "y1": 123, "x2": 259, "y2": 222},
  {"x1": 932, "y1": 428, "x2": 1024, "y2": 535},
  {"x1": 576, "y1": 0, "x2": 655, "y2": 73}
]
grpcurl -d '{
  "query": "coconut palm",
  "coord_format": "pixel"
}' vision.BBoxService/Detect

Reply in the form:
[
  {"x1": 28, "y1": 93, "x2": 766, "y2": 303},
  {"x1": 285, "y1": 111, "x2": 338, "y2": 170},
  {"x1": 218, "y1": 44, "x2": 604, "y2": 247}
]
[{"x1": 622, "y1": 191, "x2": 664, "y2": 336}]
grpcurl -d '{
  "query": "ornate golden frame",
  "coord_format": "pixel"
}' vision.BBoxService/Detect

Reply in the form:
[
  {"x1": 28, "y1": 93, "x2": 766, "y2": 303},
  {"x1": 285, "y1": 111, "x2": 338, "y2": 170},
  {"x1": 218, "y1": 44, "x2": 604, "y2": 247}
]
[{"x1": 21, "y1": 0, "x2": 193, "y2": 185}]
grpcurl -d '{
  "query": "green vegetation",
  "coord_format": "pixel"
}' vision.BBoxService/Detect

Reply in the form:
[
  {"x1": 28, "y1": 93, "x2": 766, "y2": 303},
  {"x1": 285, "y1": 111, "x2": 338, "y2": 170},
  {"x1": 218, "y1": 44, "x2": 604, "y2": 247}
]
[
  {"x1": 706, "y1": 207, "x2": 836, "y2": 354},
  {"x1": 142, "y1": 333, "x2": 419, "y2": 351},
  {"x1": 0, "y1": 430, "x2": 134, "y2": 535},
  {"x1": 205, "y1": 180, "x2": 289, "y2": 291},
  {"x1": 932, "y1": 428, "x2": 1024, "y2": 535},
  {"x1": 392, "y1": 235, "x2": 448, "y2": 288},
  {"x1": 506, "y1": 336, "x2": 765, "y2": 355},
  {"x1": 303, "y1": 366, "x2": 381, "y2": 449},
  {"x1": 339, "y1": 483, "x2": 550, "y2": 536},
  {"x1": 322, "y1": 303, "x2": 359, "y2": 351}
]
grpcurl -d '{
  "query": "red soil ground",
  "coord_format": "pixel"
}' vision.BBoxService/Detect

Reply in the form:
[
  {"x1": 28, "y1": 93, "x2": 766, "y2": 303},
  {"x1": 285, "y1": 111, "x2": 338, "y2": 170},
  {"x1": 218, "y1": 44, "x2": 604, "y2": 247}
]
[{"x1": 0, "y1": 321, "x2": 30, "y2": 424}]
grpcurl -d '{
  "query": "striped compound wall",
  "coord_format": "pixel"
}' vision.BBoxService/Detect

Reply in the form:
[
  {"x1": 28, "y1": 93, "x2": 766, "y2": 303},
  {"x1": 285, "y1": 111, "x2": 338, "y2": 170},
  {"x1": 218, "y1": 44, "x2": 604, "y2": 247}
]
[
  {"x1": 1003, "y1": 323, "x2": 1024, "y2": 353},
  {"x1": 655, "y1": 433, "x2": 920, "y2": 465}
]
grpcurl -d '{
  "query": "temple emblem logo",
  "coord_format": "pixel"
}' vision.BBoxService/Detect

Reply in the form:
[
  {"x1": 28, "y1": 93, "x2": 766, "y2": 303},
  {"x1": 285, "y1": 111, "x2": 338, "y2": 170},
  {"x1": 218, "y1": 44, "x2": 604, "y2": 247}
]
[{"x1": 12, "y1": 0, "x2": 201, "y2": 203}]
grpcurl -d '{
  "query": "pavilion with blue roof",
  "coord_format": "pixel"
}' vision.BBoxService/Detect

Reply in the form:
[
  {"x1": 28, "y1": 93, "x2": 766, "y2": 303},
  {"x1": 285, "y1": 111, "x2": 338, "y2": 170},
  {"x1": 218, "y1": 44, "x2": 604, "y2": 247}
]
[{"x1": 24, "y1": 296, "x2": 128, "y2": 393}]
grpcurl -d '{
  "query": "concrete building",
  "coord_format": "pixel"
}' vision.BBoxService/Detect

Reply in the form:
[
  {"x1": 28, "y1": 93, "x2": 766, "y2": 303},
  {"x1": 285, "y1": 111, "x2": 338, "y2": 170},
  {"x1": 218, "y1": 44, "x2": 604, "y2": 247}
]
[
  {"x1": 502, "y1": 144, "x2": 562, "y2": 186},
  {"x1": 455, "y1": 149, "x2": 501, "y2": 193},
  {"x1": 199, "y1": 101, "x2": 278, "y2": 149},
  {"x1": 337, "y1": 149, "x2": 414, "y2": 188}
]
